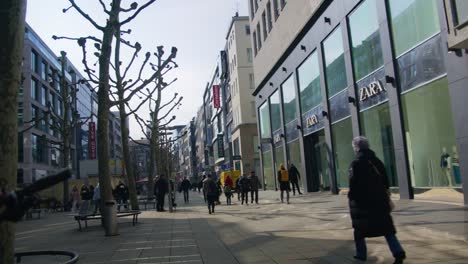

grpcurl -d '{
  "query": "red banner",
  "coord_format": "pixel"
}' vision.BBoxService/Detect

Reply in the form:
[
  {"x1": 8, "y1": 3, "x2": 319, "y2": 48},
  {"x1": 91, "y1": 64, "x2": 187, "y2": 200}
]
[
  {"x1": 213, "y1": 85, "x2": 220, "y2": 109},
  {"x1": 89, "y1": 122, "x2": 96, "y2": 159}
]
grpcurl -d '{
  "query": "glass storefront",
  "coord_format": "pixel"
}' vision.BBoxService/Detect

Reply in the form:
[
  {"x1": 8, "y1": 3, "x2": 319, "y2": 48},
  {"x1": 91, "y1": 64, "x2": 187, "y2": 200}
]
[
  {"x1": 401, "y1": 77, "x2": 460, "y2": 187},
  {"x1": 281, "y1": 75, "x2": 297, "y2": 124},
  {"x1": 360, "y1": 103, "x2": 398, "y2": 186},
  {"x1": 287, "y1": 139, "x2": 303, "y2": 187},
  {"x1": 259, "y1": 102, "x2": 271, "y2": 139},
  {"x1": 348, "y1": 0, "x2": 383, "y2": 80},
  {"x1": 304, "y1": 129, "x2": 330, "y2": 191},
  {"x1": 331, "y1": 118, "x2": 354, "y2": 188},
  {"x1": 323, "y1": 26, "x2": 347, "y2": 97},
  {"x1": 262, "y1": 150, "x2": 274, "y2": 190},
  {"x1": 297, "y1": 51, "x2": 321, "y2": 113},
  {"x1": 270, "y1": 90, "x2": 281, "y2": 132},
  {"x1": 274, "y1": 146, "x2": 284, "y2": 182},
  {"x1": 388, "y1": 0, "x2": 440, "y2": 57}
]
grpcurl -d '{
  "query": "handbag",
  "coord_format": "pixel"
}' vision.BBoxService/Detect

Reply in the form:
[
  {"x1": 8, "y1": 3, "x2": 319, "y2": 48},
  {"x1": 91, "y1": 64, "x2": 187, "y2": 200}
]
[{"x1": 368, "y1": 160, "x2": 395, "y2": 211}]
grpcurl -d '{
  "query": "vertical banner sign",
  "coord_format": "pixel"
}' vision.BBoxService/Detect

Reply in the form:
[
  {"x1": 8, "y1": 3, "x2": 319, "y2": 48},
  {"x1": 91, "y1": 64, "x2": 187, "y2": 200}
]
[
  {"x1": 89, "y1": 122, "x2": 96, "y2": 159},
  {"x1": 213, "y1": 85, "x2": 220, "y2": 109}
]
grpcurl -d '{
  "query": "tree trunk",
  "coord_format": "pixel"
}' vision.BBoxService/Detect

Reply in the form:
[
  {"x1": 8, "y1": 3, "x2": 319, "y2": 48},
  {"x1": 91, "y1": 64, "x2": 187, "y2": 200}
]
[
  {"x1": 0, "y1": 0, "x2": 26, "y2": 262},
  {"x1": 119, "y1": 104, "x2": 139, "y2": 210},
  {"x1": 97, "y1": 0, "x2": 120, "y2": 236},
  {"x1": 60, "y1": 51, "x2": 70, "y2": 209}
]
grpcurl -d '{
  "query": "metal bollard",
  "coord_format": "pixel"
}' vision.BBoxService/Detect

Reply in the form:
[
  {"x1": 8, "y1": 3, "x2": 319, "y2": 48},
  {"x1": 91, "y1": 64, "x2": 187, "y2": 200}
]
[{"x1": 103, "y1": 200, "x2": 118, "y2": 236}]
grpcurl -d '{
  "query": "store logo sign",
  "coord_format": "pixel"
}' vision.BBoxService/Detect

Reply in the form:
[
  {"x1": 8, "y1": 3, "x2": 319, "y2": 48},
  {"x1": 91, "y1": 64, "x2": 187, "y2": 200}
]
[
  {"x1": 305, "y1": 114, "x2": 319, "y2": 128},
  {"x1": 359, "y1": 80, "x2": 385, "y2": 101}
]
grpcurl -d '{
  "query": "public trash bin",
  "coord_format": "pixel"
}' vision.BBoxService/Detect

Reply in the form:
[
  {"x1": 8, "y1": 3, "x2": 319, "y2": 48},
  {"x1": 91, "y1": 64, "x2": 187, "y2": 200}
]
[{"x1": 103, "y1": 200, "x2": 118, "y2": 236}]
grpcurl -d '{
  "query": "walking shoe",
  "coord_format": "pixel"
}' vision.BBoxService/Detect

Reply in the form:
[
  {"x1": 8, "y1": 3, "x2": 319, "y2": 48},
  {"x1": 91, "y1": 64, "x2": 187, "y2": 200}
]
[{"x1": 393, "y1": 252, "x2": 406, "y2": 264}]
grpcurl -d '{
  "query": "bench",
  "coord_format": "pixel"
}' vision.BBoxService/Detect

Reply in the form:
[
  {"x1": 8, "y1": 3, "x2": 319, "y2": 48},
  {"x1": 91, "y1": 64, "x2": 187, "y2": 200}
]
[
  {"x1": 73, "y1": 210, "x2": 141, "y2": 231},
  {"x1": 25, "y1": 208, "x2": 42, "y2": 220},
  {"x1": 138, "y1": 197, "x2": 156, "y2": 210}
]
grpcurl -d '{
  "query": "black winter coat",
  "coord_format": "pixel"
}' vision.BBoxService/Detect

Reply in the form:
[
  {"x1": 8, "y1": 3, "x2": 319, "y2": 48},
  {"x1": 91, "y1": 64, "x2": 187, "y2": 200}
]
[{"x1": 348, "y1": 149, "x2": 396, "y2": 238}]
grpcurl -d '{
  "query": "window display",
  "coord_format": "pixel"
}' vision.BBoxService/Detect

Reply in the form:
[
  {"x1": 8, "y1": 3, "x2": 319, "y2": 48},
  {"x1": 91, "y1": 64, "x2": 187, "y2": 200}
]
[
  {"x1": 331, "y1": 118, "x2": 354, "y2": 188},
  {"x1": 297, "y1": 51, "x2": 321, "y2": 113},
  {"x1": 281, "y1": 75, "x2": 297, "y2": 124}
]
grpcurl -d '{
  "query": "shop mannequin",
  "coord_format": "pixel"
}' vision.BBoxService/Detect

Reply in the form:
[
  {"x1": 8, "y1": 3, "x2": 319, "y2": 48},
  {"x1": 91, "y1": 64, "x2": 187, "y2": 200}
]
[
  {"x1": 440, "y1": 147, "x2": 453, "y2": 186},
  {"x1": 452, "y1": 145, "x2": 461, "y2": 185}
]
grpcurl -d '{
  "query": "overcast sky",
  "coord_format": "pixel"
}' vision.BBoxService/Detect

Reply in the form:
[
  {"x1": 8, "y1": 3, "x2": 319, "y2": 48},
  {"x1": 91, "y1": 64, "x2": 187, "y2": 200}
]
[{"x1": 26, "y1": 0, "x2": 248, "y2": 138}]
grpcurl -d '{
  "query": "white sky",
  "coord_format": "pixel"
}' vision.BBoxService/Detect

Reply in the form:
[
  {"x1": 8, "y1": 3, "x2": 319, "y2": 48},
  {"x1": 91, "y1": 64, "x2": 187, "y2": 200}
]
[{"x1": 26, "y1": 0, "x2": 248, "y2": 139}]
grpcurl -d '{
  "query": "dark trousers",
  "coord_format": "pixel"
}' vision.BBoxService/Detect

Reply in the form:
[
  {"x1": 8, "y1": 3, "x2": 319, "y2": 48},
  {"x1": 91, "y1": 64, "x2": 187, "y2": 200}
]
[
  {"x1": 156, "y1": 193, "x2": 165, "y2": 211},
  {"x1": 354, "y1": 231, "x2": 405, "y2": 259},
  {"x1": 291, "y1": 180, "x2": 302, "y2": 195},
  {"x1": 250, "y1": 190, "x2": 258, "y2": 204},
  {"x1": 183, "y1": 190, "x2": 189, "y2": 203},
  {"x1": 117, "y1": 198, "x2": 128, "y2": 211},
  {"x1": 225, "y1": 193, "x2": 232, "y2": 205},
  {"x1": 207, "y1": 194, "x2": 217, "y2": 213},
  {"x1": 241, "y1": 191, "x2": 249, "y2": 205}
]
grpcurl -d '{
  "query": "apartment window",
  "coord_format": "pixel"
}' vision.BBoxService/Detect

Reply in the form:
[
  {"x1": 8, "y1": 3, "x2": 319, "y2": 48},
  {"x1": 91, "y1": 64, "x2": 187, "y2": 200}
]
[
  {"x1": 31, "y1": 50, "x2": 38, "y2": 73},
  {"x1": 267, "y1": 1, "x2": 273, "y2": 32},
  {"x1": 247, "y1": 48, "x2": 253, "y2": 62},
  {"x1": 245, "y1": 25, "x2": 251, "y2": 35},
  {"x1": 49, "y1": 92, "x2": 55, "y2": 108},
  {"x1": 234, "y1": 54, "x2": 237, "y2": 67},
  {"x1": 280, "y1": 0, "x2": 286, "y2": 10},
  {"x1": 273, "y1": 0, "x2": 279, "y2": 20},
  {"x1": 31, "y1": 78, "x2": 39, "y2": 101},
  {"x1": 257, "y1": 23, "x2": 262, "y2": 50},
  {"x1": 32, "y1": 134, "x2": 47, "y2": 164},
  {"x1": 40, "y1": 111, "x2": 48, "y2": 133},
  {"x1": 41, "y1": 61, "x2": 47, "y2": 80},
  {"x1": 249, "y1": 73, "x2": 255, "y2": 89},
  {"x1": 250, "y1": 0, "x2": 255, "y2": 18},
  {"x1": 253, "y1": 31, "x2": 258, "y2": 55},
  {"x1": 251, "y1": 101, "x2": 256, "y2": 117},
  {"x1": 233, "y1": 138, "x2": 240, "y2": 155},
  {"x1": 262, "y1": 11, "x2": 268, "y2": 40},
  {"x1": 31, "y1": 105, "x2": 38, "y2": 128}
]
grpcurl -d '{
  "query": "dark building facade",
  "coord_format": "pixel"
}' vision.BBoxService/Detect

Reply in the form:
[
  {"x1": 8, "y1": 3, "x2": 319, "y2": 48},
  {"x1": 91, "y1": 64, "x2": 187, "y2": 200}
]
[{"x1": 253, "y1": 0, "x2": 468, "y2": 204}]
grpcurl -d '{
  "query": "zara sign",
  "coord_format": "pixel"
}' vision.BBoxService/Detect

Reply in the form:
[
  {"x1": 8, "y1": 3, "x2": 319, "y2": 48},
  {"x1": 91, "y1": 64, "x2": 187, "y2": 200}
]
[
  {"x1": 305, "y1": 114, "x2": 319, "y2": 128},
  {"x1": 359, "y1": 80, "x2": 385, "y2": 101}
]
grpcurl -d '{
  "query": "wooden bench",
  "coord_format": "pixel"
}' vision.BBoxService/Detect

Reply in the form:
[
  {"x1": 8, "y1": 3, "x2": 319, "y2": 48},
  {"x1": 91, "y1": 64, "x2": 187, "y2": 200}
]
[
  {"x1": 138, "y1": 197, "x2": 156, "y2": 210},
  {"x1": 73, "y1": 210, "x2": 141, "y2": 231}
]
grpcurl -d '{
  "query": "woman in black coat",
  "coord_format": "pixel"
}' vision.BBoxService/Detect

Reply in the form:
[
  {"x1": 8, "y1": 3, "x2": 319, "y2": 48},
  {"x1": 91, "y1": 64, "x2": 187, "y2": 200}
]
[{"x1": 348, "y1": 136, "x2": 406, "y2": 264}]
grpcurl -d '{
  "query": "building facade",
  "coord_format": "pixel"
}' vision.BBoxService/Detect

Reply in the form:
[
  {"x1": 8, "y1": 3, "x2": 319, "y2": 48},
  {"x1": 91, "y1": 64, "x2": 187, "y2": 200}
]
[
  {"x1": 226, "y1": 16, "x2": 260, "y2": 176},
  {"x1": 252, "y1": 0, "x2": 468, "y2": 204}
]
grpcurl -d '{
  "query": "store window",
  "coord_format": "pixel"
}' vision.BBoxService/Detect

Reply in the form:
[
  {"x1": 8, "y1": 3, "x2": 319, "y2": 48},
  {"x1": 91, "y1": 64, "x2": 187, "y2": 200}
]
[
  {"x1": 262, "y1": 150, "x2": 274, "y2": 189},
  {"x1": 388, "y1": 0, "x2": 440, "y2": 57},
  {"x1": 270, "y1": 90, "x2": 281, "y2": 132},
  {"x1": 287, "y1": 139, "x2": 303, "y2": 186},
  {"x1": 401, "y1": 77, "x2": 460, "y2": 187},
  {"x1": 323, "y1": 26, "x2": 347, "y2": 97},
  {"x1": 259, "y1": 102, "x2": 271, "y2": 138},
  {"x1": 297, "y1": 51, "x2": 321, "y2": 114},
  {"x1": 348, "y1": 0, "x2": 383, "y2": 81},
  {"x1": 360, "y1": 103, "x2": 398, "y2": 186},
  {"x1": 281, "y1": 75, "x2": 297, "y2": 124},
  {"x1": 331, "y1": 118, "x2": 354, "y2": 188}
]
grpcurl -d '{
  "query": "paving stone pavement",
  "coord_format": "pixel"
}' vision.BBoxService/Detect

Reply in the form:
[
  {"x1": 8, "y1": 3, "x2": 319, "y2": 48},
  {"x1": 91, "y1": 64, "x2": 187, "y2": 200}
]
[{"x1": 14, "y1": 190, "x2": 468, "y2": 263}]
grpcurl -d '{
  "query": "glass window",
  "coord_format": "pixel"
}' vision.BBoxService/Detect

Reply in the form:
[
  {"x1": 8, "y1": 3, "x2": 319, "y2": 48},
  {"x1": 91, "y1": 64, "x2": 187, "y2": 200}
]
[
  {"x1": 331, "y1": 118, "x2": 354, "y2": 188},
  {"x1": 233, "y1": 138, "x2": 240, "y2": 155},
  {"x1": 31, "y1": 79, "x2": 38, "y2": 101},
  {"x1": 455, "y1": 0, "x2": 468, "y2": 26},
  {"x1": 259, "y1": 102, "x2": 271, "y2": 138},
  {"x1": 262, "y1": 150, "x2": 274, "y2": 190},
  {"x1": 257, "y1": 23, "x2": 262, "y2": 49},
  {"x1": 253, "y1": 136, "x2": 259, "y2": 153},
  {"x1": 247, "y1": 48, "x2": 253, "y2": 63},
  {"x1": 31, "y1": 50, "x2": 38, "y2": 73},
  {"x1": 270, "y1": 90, "x2": 281, "y2": 132},
  {"x1": 348, "y1": 0, "x2": 383, "y2": 81},
  {"x1": 389, "y1": 0, "x2": 440, "y2": 57},
  {"x1": 267, "y1": 1, "x2": 273, "y2": 31},
  {"x1": 297, "y1": 51, "x2": 321, "y2": 113},
  {"x1": 273, "y1": 0, "x2": 279, "y2": 20},
  {"x1": 323, "y1": 26, "x2": 347, "y2": 97},
  {"x1": 253, "y1": 31, "x2": 258, "y2": 55},
  {"x1": 41, "y1": 86, "x2": 47, "y2": 106},
  {"x1": 401, "y1": 77, "x2": 460, "y2": 187},
  {"x1": 262, "y1": 11, "x2": 268, "y2": 40},
  {"x1": 41, "y1": 61, "x2": 47, "y2": 80},
  {"x1": 360, "y1": 103, "x2": 398, "y2": 186},
  {"x1": 281, "y1": 75, "x2": 297, "y2": 124},
  {"x1": 280, "y1": 0, "x2": 286, "y2": 10},
  {"x1": 287, "y1": 140, "x2": 303, "y2": 186}
]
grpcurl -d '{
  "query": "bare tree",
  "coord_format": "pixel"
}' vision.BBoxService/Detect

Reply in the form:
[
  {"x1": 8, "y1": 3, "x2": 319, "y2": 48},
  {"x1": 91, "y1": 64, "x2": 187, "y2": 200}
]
[
  {"x1": 109, "y1": 24, "x2": 177, "y2": 210},
  {"x1": 0, "y1": 0, "x2": 26, "y2": 262},
  {"x1": 57, "y1": 0, "x2": 158, "y2": 235}
]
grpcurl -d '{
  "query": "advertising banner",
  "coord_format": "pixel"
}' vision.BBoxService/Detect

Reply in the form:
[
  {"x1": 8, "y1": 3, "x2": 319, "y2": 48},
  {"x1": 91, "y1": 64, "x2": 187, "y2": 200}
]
[{"x1": 213, "y1": 85, "x2": 220, "y2": 109}]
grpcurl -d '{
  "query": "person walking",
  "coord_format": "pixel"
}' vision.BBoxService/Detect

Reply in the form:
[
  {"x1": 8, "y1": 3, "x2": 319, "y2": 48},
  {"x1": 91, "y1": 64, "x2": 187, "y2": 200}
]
[
  {"x1": 181, "y1": 177, "x2": 191, "y2": 203},
  {"x1": 92, "y1": 183, "x2": 101, "y2": 215},
  {"x1": 348, "y1": 136, "x2": 406, "y2": 264},
  {"x1": 288, "y1": 163, "x2": 302, "y2": 195},
  {"x1": 204, "y1": 174, "x2": 218, "y2": 214},
  {"x1": 154, "y1": 175, "x2": 169, "y2": 212},
  {"x1": 80, "y1": 183, "x2": 91, "y2": 201},
  {"x1": 249, "y1": 171, "x2": 260, "y2": 204},
  {"x1": 115, "y1": 181, "x2": 129, "y2": 211},
  {"x1": 235, "y1": 176, "x2": 241, "y2": 201},
  {"x1": 200, "y1": 175, "x2": 207, "y2": 202},
  {"x1": 240, "y1": 174, "x2": 251, "y2": 205},
  {"x1": 277, "y1": 164, "x2": 290, "y2": 204},
  {"x1": 70, "y1": 185, "x2": 80, "y2": 213},
  {"x1": 224, "y1": 174, "x2": 234, "y2": 205}
]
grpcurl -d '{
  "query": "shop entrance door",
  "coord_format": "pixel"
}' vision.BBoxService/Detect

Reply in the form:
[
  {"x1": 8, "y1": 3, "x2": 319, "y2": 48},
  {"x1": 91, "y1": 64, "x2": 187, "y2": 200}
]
[{"x1": 304, "y1": 129, "x2": 330, "y2": 192}]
